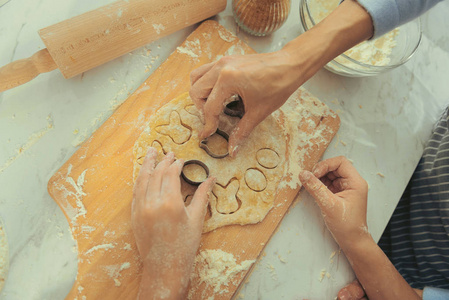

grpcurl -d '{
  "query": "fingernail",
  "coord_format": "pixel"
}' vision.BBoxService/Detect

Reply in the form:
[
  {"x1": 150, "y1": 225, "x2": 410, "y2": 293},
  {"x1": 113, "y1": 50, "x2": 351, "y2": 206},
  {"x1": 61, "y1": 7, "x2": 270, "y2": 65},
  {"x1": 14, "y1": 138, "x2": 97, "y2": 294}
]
[
  {"x1": 299, "y1": 170, "x2": 311, "y2": 181},
  {"x1": 165, "y1": 152, "x2": 175, "y2": 159},
  {"x1": 311, "y1": 164, "x2": 320, "y2": 175}
]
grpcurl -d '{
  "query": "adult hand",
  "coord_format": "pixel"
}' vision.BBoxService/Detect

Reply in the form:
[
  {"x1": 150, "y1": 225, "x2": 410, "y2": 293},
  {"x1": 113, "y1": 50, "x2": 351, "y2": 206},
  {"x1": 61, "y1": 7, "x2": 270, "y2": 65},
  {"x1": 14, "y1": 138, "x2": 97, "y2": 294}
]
[
  {"x1": 132, "y1": 147, "x2": 216, "y2": 300},
  {"x1": 298, "y1": 156, "x2": 369, "y2": 248},
  {"x1": 189, "y1": 1, "x2": 373, "y2": 158},
  {"x1": 189, "y1": 51, "x2": 303, "y2": 156}
]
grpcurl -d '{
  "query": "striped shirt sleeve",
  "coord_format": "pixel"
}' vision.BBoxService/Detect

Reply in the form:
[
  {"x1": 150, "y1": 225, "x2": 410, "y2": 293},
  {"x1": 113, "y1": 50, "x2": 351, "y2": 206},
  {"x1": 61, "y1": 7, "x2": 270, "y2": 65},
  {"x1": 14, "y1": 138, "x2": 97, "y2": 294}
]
[{"x1": 356, "y1": 0, "x2": 444, "y2": 38}]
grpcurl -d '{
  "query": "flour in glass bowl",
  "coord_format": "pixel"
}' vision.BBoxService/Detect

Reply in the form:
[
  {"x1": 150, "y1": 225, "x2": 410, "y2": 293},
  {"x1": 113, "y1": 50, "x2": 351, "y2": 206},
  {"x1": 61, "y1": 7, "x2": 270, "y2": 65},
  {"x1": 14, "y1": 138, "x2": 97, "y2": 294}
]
[
  {"x1": 337, "y1": 29, "x2": 399, "y2": 66},
  {"x1": 305, "y1": 0, "x2": 400, "y2": 67}
]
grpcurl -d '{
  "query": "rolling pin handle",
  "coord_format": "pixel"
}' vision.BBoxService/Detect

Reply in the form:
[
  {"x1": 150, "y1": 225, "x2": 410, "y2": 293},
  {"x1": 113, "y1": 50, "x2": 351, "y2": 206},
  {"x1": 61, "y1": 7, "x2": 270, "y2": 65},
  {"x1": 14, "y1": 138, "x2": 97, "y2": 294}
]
[{"x1": 0, "y1": 48, "x2": 57, "y2": 92}]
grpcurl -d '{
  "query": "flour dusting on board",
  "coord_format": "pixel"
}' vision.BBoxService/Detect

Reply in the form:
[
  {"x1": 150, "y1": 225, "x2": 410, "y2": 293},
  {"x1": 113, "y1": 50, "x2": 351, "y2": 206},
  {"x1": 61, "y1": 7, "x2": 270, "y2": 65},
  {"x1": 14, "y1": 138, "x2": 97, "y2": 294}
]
[
  {"x1": 85, "y1": 243, "x2": 115, "y2": 255},
  {"x1": 177, "y1": 38, "x2": 202, "y2": 58},
  {"x1": 57, "y1": 168, "x2": 88, "y2": 225},
  {"x1": 218, "y1": 28, "x2": 236, "y2": 43},
  {"x1": 188, "y1": 249, "x2": 255, "y2": 299},
  {"x1": 103, "y1": 262, "x2": 131, "y2": 286},
  {"x1": 274, "y1": 87, "x2": 338, "y2": 190}
]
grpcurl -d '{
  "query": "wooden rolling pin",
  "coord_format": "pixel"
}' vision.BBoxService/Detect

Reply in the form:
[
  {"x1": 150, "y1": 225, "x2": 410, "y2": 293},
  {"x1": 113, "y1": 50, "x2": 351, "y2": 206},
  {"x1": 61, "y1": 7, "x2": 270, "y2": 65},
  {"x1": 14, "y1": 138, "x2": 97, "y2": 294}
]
[{"x1": 0, "y1": 0, "x2": 226, "y2": 92}]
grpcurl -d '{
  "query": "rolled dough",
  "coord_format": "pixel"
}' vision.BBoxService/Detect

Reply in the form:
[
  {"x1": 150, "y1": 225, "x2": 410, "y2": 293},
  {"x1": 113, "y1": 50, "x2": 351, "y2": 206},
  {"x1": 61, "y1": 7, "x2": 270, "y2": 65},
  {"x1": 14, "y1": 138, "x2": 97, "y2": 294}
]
[{"x1": 133, "y1": 92, "x2": 287, "y2": 232}]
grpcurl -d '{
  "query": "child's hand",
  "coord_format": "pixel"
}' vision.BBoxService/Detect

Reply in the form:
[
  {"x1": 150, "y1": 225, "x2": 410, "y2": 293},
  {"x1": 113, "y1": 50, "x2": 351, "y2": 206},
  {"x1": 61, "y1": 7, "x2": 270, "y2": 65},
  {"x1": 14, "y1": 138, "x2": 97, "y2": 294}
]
[
  {"x1": 132, "y1": 147, "x2": 215, "y2": 299},
  {"x1": 299, "y1": 156, "x2": 369, "y2": 249},
  {"x1": 337, "y1": 280, "x2": 367, "y2": 300}
]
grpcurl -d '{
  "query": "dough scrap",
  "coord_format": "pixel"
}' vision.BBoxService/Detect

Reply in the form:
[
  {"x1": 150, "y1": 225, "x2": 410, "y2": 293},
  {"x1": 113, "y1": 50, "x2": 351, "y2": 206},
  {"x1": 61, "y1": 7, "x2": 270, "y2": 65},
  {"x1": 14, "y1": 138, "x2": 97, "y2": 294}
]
[{"x1": 133, "y1": 92, "x2": 287, "y2": 232}]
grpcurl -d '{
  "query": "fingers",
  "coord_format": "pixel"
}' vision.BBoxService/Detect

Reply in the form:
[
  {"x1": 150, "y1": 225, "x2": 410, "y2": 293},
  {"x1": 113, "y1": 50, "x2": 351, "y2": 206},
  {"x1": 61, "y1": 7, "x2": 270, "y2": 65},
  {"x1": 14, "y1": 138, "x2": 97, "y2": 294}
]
[
  {"x1": 228, "y1": 113, "x2": 260, "y2": 157},
  {"x1": 189, "y1": 62, "x2": 221, "y2": 114},
  {"x1": 201, "y1": 83, "x2": 234, "y2": 139},
  {"x1": 312, "y1": 156, "x2": 366, "y2": 189},
  {"x1": 160, "y1": 158, "x2": 184, "y2": 202},
  {"x1": 337, "y1": 280, "x2": 365, "y2": 300},
  {"x1": 190, "y1": 62, "x2": 215, "y2": 86},
  {"x1": 133, "y1": 147, "x2": 157, "y2": 202},
  {"x1": 146, "y1": 152, "x2": 175, "y2": 202},
  {"x1": 299, "y1": 170, "x2": 335, "y2": 209},
  {"x1": 187, "y1": 176, "x2": 216, "y2": 222}
]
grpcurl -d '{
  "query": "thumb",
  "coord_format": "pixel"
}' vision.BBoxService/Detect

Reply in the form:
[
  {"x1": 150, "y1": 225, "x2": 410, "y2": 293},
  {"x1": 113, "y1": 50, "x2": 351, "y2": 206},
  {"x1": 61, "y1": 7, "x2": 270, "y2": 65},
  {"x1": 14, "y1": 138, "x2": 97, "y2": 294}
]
[
  {"x1": 188, "y1": 176, "x2": 216, "y2": 221},
  {"x1": 228, "y1": 114, "x2": 260, "y2": 157},
  {"x1": 299, "y1": 170, "x2": 336, "y2": 211}
]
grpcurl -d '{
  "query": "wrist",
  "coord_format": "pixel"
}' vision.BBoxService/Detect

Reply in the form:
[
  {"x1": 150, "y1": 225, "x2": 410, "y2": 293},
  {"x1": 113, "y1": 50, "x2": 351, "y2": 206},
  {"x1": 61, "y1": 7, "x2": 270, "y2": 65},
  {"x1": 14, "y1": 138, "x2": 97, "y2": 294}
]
[
  {"x1": 338, "y1": 229, "x2": 375, "y2": 257},
  {"x1": 281, "y1": 0, "x2": 373, "y2": 80},
  {"x1": 139, "y1": 266, "x2": 189, "y2": 300}
]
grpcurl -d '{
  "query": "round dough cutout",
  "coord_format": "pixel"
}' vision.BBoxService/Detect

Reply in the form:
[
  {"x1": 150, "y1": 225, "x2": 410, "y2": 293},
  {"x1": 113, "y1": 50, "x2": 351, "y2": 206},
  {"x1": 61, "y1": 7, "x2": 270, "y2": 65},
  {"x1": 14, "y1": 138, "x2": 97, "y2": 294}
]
[
  {"x1": 244, "y1": 168, "x2": 267, "y2": 192},
  {"x1": 256, "y1": 148, "x2": 280, "y2": 169}
]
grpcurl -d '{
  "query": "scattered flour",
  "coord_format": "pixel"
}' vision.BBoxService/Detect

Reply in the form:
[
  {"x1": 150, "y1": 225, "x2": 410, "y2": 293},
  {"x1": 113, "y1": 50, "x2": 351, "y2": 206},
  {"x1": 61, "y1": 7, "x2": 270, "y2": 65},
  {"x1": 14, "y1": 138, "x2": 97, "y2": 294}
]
[
  {"x1": 188, "y1": 249, "x2": 255, "y2": 299},
  {"x1": 177, "y1": 46, "x2": 199, "y2": 58},
  {"x1": 274, "y1": 88, "x2": 338, "y2": 190},
  {"x1": 0, "y1": 221, "x2": 9, "y2": 292},
  {"x1": 177, "y1": 39, "x2": 202, "y2": 58},
  {"x1": 218, "y1": 29, "x2": 236, "y2": 43},
  {"x1": 103, "y1": 262, "x2": 131, "y2": 286},
  {"x1": 318, "y1": 268, "x2": 327, "y2": 282},
  {"x1": 66, "y1": 168, "x2": 89, "y2": 223},
  {"x1": 85, "y1": 243, "x2": 115, "y2": 255},
  {"x1": 152, "y1": 23, "x2": 165, "y2": 35},
  {"x1": 0, "y1": 115, "x2": 54, "y2": 173}
]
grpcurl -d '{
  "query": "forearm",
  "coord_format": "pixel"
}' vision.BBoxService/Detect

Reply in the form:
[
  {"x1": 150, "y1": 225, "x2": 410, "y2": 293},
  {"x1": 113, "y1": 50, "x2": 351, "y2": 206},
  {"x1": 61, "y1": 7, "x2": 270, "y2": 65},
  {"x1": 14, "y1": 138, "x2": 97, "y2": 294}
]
[
  {"x1": 341, "y1": 233, "x2": 421, "y2": 300},
  {"x1": 280, "y1": 0, "x2": 373, "y2": 83}
]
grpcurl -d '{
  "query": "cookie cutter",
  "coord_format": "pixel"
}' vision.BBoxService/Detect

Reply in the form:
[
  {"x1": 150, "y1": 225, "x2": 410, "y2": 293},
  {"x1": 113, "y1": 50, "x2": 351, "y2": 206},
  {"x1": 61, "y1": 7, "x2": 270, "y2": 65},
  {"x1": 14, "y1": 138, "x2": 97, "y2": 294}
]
[
  {"x1": 181, "y1": 160, "x2": 210, "y2": 186},
  {"x1": 182, "y1": 97, "x2": 242, "y2": 184},
  {"x1": 224, "y1": 96, "x2": 245, "y2": 119},
  {"x1": 200, "y1": 128, "x2": 230, "y2": 159}
]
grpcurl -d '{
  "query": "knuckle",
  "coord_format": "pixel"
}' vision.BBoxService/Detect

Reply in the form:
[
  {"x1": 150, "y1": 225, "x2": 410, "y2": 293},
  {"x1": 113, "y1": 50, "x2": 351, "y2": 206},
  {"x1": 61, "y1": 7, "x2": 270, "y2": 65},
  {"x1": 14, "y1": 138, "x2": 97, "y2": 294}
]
[
  {"x1": 220, "y1": 66, "x2": 238, "y2": 81},
  {"x1": 218, "y1": 55, "x2": 232, "y2": 65},
  {"x1": 336, "y1": 155, "x2": 347, "y2": 162}
]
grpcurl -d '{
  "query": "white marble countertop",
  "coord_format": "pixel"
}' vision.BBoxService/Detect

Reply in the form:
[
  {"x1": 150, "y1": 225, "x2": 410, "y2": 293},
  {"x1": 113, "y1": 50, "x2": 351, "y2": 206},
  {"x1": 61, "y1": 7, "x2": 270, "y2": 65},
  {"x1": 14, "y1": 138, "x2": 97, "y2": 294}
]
[{"x1": 1, "y1": 0, "x2": 448, "y2": 299}]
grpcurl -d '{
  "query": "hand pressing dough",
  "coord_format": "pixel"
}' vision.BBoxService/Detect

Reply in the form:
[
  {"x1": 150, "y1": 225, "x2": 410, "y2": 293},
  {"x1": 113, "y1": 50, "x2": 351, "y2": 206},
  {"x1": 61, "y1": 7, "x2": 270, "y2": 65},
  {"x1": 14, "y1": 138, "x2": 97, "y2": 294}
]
[{"x1": 133, "y1": 92, "x2": 287, "y2": 232}]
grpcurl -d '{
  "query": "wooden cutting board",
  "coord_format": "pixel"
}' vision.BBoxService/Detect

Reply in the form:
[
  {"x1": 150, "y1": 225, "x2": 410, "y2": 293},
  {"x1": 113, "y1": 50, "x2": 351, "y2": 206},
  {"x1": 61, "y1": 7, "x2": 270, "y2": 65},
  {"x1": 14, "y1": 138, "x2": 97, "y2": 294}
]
[{"x1": 48, "y1": 20, "x2": 340, "y2": 300}]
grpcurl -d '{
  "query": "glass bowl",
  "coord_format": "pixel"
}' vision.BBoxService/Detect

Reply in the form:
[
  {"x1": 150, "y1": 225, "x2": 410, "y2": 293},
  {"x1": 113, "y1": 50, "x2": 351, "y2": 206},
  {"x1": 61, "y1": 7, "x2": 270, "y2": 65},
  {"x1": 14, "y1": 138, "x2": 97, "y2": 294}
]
[{"x1": 299, "y1": 0, "x2": 422, "y2": 77}]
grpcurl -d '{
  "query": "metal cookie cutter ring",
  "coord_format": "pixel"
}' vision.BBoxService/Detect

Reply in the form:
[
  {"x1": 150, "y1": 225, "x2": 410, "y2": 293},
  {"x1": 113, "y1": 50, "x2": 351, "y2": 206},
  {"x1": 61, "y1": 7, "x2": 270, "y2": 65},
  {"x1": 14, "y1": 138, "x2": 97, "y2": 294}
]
[
  {"x1": 181, "y1": 160, "x2": 210, "y2": 186},
  {"x1": 200, "y1": 129, "x2": 229, "y2": 159},
  {"x1": 224, "y1": 96, "x2": 245, "y2": 119}
]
